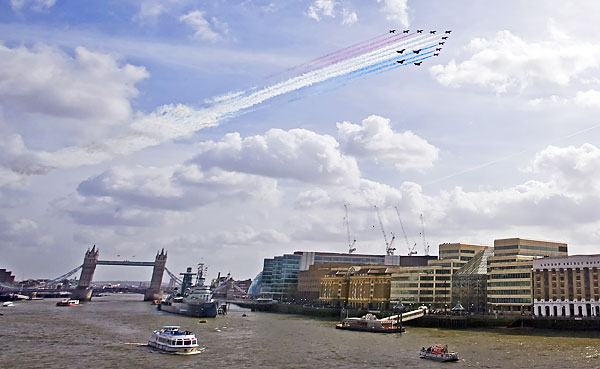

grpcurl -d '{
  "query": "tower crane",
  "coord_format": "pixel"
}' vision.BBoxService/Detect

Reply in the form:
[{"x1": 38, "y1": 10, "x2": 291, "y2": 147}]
[
  {"x1": 420, "y1": 213, "x2": 430, "y2": 255},
  {"x1": 394, "y1": 206, "x2": 417, "y2": 256},
  {"x1": 344, "y1": 204, "x2": 357, "y2": 254},
  {"x1": 374, "y1": 205, "x2": 396, "y2": 256}
]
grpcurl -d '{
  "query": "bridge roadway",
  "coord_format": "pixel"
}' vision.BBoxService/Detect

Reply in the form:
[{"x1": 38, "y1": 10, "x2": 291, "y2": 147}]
[{"x1": 96, "y1": 260, "x2": 155, "y2": 267}]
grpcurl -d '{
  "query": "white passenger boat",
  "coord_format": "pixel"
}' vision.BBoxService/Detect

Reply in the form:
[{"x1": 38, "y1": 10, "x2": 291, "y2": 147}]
[
  {"x1": 148, "y1": 326, "x2": 200, "y2": 355},
  {"x1": 56, "y1": 299, "x2": 79, "y2": 306},
  {"x1": 2, "y1": 301, "x2": 14, "y2": 307}
]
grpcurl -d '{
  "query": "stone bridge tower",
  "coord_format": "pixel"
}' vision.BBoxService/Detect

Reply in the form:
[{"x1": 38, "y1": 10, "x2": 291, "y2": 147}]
[
  {"x1": 144, "y1": 249, "x2": 167, "y2": 301},
  {"x1": 71, "y1": 245, "x2": 99, "y2": 301}
]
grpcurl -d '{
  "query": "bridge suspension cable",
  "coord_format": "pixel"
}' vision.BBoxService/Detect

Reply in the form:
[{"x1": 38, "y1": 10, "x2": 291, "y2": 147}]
[{"x1": 164, "y1": 268, "x2": 183, "y2": 285}]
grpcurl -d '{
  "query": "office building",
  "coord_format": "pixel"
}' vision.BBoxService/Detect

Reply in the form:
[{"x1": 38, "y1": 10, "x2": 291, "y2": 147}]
[{"x1": 487, "y1": 238, "x2": 567, "y2": 314}]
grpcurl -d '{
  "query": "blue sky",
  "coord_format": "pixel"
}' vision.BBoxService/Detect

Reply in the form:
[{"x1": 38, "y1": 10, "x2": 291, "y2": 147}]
[{"x1": 2, "y1": 0, "x2": 600, "y2": 281}]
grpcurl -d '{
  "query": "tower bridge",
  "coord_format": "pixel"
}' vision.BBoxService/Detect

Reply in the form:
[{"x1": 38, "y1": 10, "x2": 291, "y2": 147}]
[{"x1": 71, "y1": 245, "x2": 168, "y2": 301}]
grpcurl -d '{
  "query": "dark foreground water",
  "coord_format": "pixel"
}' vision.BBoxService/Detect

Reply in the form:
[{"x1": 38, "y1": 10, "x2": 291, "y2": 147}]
[{"x1": 1, "y1": 294, "x2": 600, "y2": 368}]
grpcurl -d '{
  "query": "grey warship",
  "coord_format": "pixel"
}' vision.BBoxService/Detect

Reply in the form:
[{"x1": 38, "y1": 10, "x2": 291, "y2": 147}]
[{"x1": 158, "y1": 264, "x2": 218, "y2": 318}]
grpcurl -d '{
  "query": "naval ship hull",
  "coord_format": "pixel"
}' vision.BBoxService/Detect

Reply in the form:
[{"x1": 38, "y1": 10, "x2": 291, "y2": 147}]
[{"x1": 158, "y1": 301, "x2": 218, "y2": 318}]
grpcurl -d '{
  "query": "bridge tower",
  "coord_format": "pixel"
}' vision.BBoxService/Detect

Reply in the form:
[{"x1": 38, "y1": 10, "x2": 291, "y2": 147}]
[
  {"x1": 71, "y1": 245, "x2": 99, "y2": 301},
  {"x1": 144, "y1": 249, "x2": 167, "y2": 301}
]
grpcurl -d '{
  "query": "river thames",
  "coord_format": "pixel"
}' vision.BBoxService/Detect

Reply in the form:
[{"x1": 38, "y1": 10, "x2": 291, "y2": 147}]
[{"x1": 1, "y1": 294, "x2": 600, "y2": 368}]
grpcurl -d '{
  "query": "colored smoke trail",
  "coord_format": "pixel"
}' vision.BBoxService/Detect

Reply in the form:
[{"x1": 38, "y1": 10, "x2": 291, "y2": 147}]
[
  {"x1": 268, "y1": 32, "x2": 393, "y2": 78},
  {"x1": 301, "y1": 33, "x2": 415, "y2": 74},
  {"x1": 39, "y1": 32, "x2": 448, "y2": 169}
]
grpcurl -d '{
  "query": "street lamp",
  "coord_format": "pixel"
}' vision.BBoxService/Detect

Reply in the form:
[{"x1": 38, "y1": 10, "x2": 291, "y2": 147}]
[{"x1": 393, "y1": 302, "x2": 405, "y2": 332}]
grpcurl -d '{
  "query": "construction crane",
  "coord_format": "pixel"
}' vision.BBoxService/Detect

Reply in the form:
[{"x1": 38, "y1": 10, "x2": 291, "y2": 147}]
[
  {"x1": 394, "y1": 206, "x2": 417, "y2": 256},
  {"x1": 344, "y1": 204, "x2": 357, "y2": 254},
  {"x1": 374, "y1": 205, "x2": 396, "y2": 256},
  {"x1": 420, "y1": 213, "x2": 430, "y2": 255}
]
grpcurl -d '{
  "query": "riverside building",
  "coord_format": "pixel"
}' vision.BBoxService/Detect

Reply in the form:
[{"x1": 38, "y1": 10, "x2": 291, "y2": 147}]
[
  {"x1": 487, "y1": 238, "x2": 568, "y2": 315},
  {"x1": 390, "y1": 243, "x2": 491, "y2": 309},
  {"x1": 532, "y1": 254, "x2": 600, "y2": 318},
  {"x1": 260, "y1": 251, "x2": 404, "y2": 302}
]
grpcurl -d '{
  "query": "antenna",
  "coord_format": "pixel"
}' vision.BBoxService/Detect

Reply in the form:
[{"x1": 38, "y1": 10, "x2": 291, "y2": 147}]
[
  {"x1": 375, "y1": 205, "x2": 396, "y2": 256},
  {"x1": 420, "y1": 213, "x2": 430, "y2": 255},
  {"x1": 395, "y1": 206, "x2": 416, "y2": 256},
  {"x1": 344, "y1": 204, "x2": 357, "y2": 254}
]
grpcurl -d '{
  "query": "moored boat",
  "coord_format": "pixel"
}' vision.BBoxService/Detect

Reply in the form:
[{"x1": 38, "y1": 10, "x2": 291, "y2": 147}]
[
  {"x1": 56, "y1": 298, "x2": 80, "y2": 306},
  {"x1": 419, "y1": 345, "x2": 459, "y2": 362},
  {"x1": 2, "y1": 301, "x2": 14, "y2": 307},
  {"x1": 148, "y1": 326, "x2": 200, "y2": 355},
  {"x1": 336, "y1": 313, "x2": 405, "y2": 333},
  {"x1": 158, "y1": 264, "x2": 217, "y2": 318}
]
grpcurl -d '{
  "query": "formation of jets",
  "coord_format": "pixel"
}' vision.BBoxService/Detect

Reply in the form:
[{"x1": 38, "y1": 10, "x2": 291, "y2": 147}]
[{"x1": 388, "y1": 29, "x2": 452, "y2": 67}]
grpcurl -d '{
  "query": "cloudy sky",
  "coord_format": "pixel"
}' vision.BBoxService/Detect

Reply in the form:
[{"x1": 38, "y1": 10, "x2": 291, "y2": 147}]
[{"x1": 2, "y1": 0, "x2": 600, "y2": 281}]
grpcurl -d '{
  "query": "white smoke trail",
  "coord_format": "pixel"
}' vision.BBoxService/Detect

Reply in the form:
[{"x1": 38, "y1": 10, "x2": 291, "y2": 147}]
[{"x1": 37, "y1": 35, "x2": 440, "y2": 170}]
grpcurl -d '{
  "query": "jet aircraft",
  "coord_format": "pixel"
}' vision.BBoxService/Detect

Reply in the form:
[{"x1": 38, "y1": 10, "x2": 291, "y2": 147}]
[
  {"x1": 389, "y1": 30, "x2": 396, "y2": 33},
  {"x1": 396, "y1": 49, "x2": 406, "y2": 54},
  {"x1": 442, "y1": 36, "x2": 448, "y2": 40},
  {"x1": 413, "y1": 49, "x2": 422, "y2": 54},
  {"x1": 414, "y1": 62, "x2": 422, "y2": 66},
  {"x1": 417, "y1": 29, "x2": 423, "y2": 33},
  {"x1": 434, "y1": 53, "x2": 439, "y2": 56},
  {"x1": 397, "y1": 59, "x2": 405, "y2": 64},
  {"x1": 430, "y1": 30, "x2": 436, "y2": 34},
  {"x1": 439, "y1": 42, "x2": 445, "y2": 45},
  {"x1": 403, "y1": 30, "x2": 409, "y2": 33},
  {"x1": 436, "y1": 48, "x2": 442, "y2": 51},
  {"x1": 445, "y1": 30, "x2": 452, "y2": 34}
]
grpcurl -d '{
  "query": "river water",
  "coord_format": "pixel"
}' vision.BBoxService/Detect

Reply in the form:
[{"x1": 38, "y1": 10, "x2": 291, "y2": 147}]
[{"x1": 1, "y1": 294, "x2": 600, "y2": 368}]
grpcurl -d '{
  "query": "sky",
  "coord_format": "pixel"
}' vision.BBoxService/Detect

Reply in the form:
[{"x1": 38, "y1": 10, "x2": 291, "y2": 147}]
[{"x1": 2, "y1": 0, "x2": 600, "y2": 282}]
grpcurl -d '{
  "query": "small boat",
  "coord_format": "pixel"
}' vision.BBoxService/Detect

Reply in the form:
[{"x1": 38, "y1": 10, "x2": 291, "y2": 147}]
[
  {"x1": 336, "y1": 313, "x2": 404, "y2": 333},
  {"x1": 420, "y1": 345, "x2": 459, "y2": 362},
  {"x1": 2, "y1": 301, "x2": 14, "y2": 307},
  {"x1": 56, "y1": 299, "x2": 80, "y2": 306},
  {"x1": 148, "y1": 326, "x2": 200, "y2": 355}
]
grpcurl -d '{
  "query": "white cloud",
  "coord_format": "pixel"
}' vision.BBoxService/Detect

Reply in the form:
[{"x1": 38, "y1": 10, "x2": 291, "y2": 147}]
[
  {"x1": 10, "y1": 0, "x2": 55, "y2": 11},
  {"x1": 529, "y1": 143, "x2": 600, "y2": 198},
  {"x1": 430, "y1": 27, "x2": 600, "y2": 93},
  {"x1": 307, "y1": 0, "x2": 337, "y2": 21},
  {"x1": 341, "y1": 8, "x2": 358, "y2": 25},
  {"x1": 337, "y1": 115, "x2": 439, "y2": 171},
  {"x1": 574, "y1": 89, "x2": 600, "y2": 108},
  {"x1": 0, "y1": 214, "x2": 52, "y2": 248},
  {"x1": 179, "y1": 10, "x2": 224, "y2": 42},
  {"x1": 0, "y1": 43, "x2": 148, "y2": 124},
  {"x1": 191, "y1": 128, "x2": 361, "y2": 185},
  {"x1": 74, "y1": 164, "x2": 280, "y2": 213},
  {"x1": 377, "y1": 0, "x2": 409, "y2": 27}
]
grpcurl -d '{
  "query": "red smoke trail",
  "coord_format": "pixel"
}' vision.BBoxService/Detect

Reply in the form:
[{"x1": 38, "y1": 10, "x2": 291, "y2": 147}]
[
  {"x1": 266, "y1": 32, "x2": 392, "y2": 79},
  {"x1": 303, "y1": 33, "x2": 415, "y2": 74}
]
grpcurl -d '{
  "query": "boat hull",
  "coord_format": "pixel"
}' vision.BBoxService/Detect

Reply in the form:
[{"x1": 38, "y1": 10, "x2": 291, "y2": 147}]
[
  {"x1": 148, "y1": 341, "x2": 200, "y2": 355},
  {"x1": 158, "y1": 301, "x2": 217, "y2": 318},
  {"x1": 419, "y1": 352, "x2": 459, "y2": 362},
  {"x1": 335, "y1": 323, "x2": 405, "y2": 333}
]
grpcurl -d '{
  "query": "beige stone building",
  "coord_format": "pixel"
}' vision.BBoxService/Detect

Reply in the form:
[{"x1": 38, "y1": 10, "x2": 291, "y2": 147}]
[
  {"x1": 297, "y1": 263, "x2": 353, "y2": 305},
  {"x1": 532, "y1": 255, "x2": 600, "y2": 317}
]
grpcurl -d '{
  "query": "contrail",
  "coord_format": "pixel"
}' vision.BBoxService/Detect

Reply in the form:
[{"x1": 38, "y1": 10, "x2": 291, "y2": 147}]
[{"x1": 422, "y1": 121, "x2": 600, "y2": 187}]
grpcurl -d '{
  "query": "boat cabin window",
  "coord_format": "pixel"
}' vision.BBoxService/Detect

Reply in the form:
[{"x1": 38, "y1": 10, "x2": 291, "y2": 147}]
[
  {"x1": 177, "y1": 340, "x2": 183, "y2": 345},
  {"x1": 184, "y1": 340, "x2": 191, "y2": 345},
  {"x1": 192, "y1": 339, "x2": 197, "y2": 345}
]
